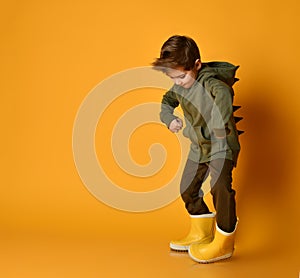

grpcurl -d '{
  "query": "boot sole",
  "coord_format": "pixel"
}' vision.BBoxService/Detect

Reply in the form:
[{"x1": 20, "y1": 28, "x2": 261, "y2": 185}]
[
  {"x1": 170, "y1": 243, "x2": 189, "y2": 251},
  {"x1": 188, "y1": 250, "x2": 233, "y2": 263}
]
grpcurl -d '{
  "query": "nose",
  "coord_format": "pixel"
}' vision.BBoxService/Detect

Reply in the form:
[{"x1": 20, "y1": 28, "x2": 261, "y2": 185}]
[{"x1": 174, "y1": 78, "x2": 182, "y2": 85}]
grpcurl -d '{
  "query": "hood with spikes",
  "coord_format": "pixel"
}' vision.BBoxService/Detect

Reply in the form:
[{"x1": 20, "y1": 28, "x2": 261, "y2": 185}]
[{"x1": 198, "y1": 62, "x2": 239, "y2": 87}]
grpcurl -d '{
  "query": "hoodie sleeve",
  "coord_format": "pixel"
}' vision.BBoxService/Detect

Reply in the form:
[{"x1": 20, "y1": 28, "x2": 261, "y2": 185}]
[
  {"x1": 205, "y1": 78, "x2": 234, "y2": 138},
  {"x1": 160, "y1": 89, "x2": 179, "y2": 128}
]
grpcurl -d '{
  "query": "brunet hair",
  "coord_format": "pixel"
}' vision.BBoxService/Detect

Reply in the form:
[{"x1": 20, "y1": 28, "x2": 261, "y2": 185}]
[{"x1": 152, "y1": 35, "x2": 201, "y2": 72}]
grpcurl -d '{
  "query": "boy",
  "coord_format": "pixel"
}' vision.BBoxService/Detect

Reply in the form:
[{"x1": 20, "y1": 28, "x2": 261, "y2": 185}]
[{"x1": 152, "y1": 35, "x2": 241, "y2": 263}]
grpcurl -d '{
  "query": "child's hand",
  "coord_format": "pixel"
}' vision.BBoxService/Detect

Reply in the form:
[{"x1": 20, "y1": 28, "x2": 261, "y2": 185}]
[{"x1": 169, "y1": 118, "x2": 183, "y2": 133}]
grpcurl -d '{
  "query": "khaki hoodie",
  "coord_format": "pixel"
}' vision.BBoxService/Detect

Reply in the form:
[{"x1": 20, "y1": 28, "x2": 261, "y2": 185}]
[{"x1": 160, "y1": 61, "x2": 241, "y2": 165}]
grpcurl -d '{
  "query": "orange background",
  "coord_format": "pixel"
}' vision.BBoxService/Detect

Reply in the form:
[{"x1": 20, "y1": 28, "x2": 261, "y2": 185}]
[{"x1": 1, "y1": 0, "x2": 300, "y2": 277}]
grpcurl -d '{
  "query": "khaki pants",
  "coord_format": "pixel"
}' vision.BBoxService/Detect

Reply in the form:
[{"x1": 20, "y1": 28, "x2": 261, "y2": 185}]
[{"x1": 180, "y1": 158, "x2": 237, "y2": 233}]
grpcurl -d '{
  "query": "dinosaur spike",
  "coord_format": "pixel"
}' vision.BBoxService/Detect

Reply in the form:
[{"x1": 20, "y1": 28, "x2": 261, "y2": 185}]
[
  {"x1": 234, "y1": 116, "x2": 243, "y2": 123},
  {"x1": 233, "y1": 105, "x2": 241, "y2": 112},
  {"x1": 233, "y1": 77, "x2": 239, "y2": 84}
]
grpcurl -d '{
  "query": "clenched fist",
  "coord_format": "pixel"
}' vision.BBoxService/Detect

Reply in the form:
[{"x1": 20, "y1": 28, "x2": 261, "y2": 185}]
[{"x1": 169, "y1": 118, "x2": 183, "y2": 133}]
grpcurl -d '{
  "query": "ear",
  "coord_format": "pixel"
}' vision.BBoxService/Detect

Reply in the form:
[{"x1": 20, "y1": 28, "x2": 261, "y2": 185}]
[{"x1": 195, "y1": 59, "x2": 202, "y2": 70}]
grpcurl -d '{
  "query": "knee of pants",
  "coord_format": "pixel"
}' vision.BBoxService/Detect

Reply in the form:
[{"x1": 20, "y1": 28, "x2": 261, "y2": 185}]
[{"x1": 210, "y1": 179, "x2": 235, "y2": 197}]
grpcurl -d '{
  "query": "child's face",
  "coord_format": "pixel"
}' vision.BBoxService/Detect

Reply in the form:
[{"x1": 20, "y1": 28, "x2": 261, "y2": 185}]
[{"x1": 166, "y1": 60, "x2": 201, "y2": 89}]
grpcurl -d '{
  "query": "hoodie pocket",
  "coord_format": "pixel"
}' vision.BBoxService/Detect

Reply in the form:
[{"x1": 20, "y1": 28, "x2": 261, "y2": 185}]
[{"x1": 189, "y1": 126, "x2": 212, "y2": 155}]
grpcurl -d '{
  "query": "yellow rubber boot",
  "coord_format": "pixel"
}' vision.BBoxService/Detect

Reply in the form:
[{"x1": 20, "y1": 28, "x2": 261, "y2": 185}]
[
  {"x1": 188, "y1": 223, "x2": 237, "y2": 263},
  {"x1": 170, "y1": 213, "x2": 215, "y2": 251}
]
